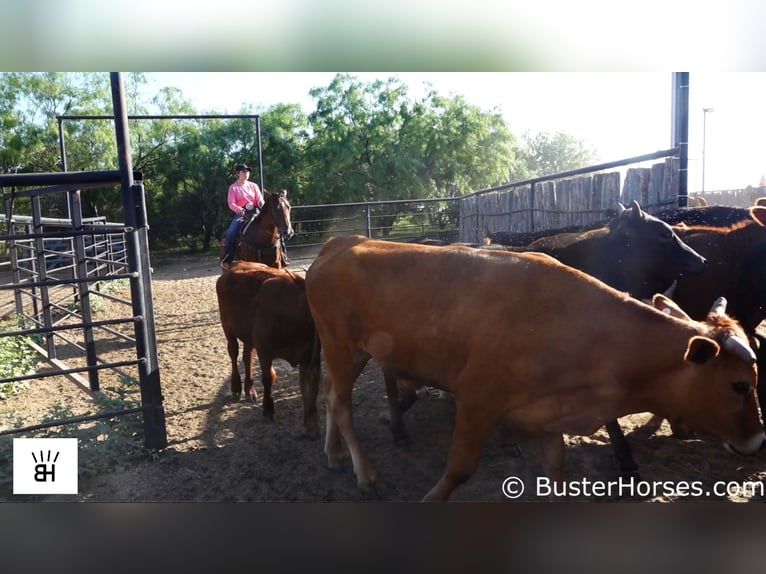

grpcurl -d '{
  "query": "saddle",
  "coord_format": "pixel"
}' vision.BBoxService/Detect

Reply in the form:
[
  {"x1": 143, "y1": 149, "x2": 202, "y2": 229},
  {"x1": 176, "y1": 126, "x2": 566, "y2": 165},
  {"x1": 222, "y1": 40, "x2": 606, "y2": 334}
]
[{"x1": 239, "y1": 207, "x2": 261, "y2": 240}]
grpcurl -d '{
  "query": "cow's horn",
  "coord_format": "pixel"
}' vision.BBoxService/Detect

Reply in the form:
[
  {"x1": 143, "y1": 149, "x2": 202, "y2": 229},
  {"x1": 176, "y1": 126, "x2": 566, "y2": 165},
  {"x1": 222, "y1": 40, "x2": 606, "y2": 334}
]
[
  {"x1": 662, "y1": 280, "x2": 677, "y2": 299},
  {"x1": 709, "y1": 297, "x2": 728, "y2": 316},
  {"x1": 723, "y1": 334, "x2": 757, "y2": 364}
]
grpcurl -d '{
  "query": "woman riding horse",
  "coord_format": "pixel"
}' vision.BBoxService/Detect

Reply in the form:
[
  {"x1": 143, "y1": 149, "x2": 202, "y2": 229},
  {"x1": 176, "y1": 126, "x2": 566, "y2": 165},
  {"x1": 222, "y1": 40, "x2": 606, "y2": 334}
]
[
  {"x1": 221, "y1": 163, "x2": 264, "y2": 269},
  {"x1": 219, "y1": 189, "x2": 294, "y2": 270}
]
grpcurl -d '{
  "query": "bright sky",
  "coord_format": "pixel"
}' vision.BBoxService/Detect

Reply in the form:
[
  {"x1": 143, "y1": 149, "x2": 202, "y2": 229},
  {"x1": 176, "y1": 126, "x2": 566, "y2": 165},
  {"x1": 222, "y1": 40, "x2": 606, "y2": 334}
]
[{"x1": 146, "y1": 72, "x2": 766, "y2": 192}]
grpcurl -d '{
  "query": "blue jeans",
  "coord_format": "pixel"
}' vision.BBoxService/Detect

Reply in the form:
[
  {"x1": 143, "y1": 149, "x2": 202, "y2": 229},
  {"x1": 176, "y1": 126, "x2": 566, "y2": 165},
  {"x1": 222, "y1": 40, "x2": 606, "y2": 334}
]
[{"x1": 223, "y1": 214, "x2": 244, "y2": 259}]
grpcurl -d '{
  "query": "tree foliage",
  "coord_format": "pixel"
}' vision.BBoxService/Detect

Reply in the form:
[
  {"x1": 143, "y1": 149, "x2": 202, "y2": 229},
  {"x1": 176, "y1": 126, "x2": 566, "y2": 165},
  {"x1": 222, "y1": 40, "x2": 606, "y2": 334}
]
[
  {"x1": 521, "y1": 130, "x2": 599, "y2": 177},
  {"x1": 0, "y1": 72, "x2": 596, "y2": 250}
]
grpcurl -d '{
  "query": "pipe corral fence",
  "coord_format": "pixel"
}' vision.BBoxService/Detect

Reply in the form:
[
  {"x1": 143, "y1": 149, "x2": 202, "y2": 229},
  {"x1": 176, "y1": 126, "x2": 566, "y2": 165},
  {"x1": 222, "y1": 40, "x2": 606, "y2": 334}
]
[
  {"x1": 286, "y1": 148, "x2": 684, "y2": 253},
  {"x1": 0, "y1": 74, "x2": 167, "y2": 451}
]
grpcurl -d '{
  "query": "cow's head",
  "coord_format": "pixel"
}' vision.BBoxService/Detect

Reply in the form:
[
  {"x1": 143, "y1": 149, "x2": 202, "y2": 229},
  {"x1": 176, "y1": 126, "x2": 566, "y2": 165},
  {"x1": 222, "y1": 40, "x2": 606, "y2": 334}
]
[
  {"x1": 651, "y1": 294, "x2": 764, "y2": 455},
  {"x1": 610, "y1": 201, "x2": 707, "y2": 298}
]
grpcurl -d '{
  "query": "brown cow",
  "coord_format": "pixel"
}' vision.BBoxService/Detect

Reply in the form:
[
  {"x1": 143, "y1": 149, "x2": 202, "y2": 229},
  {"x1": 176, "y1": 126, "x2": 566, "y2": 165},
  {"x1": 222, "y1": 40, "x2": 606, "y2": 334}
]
[
  {"x1": 216, "y1": 262, "x2": 320, "y2": 437},
  {"x1": 305, "y1": 235, "x2": 763, "y2": 501},
  {"x1": 578, "y1": 204, "x2": 766, "y2": 477},
  {"x1": 393, "y1": 201, "x2": 707, "y2": 443}
]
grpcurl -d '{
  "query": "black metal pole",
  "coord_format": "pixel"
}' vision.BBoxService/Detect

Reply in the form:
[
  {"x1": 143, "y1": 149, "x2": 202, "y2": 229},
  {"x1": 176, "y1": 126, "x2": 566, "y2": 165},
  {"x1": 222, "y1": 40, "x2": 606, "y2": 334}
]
[
  {"x1": 256, "y1": 115, "x2": 264, "y2": 191},
  {"x1": 110, "y1": 72, "x2": 167, "y2": 451},
  {"x1": 672, "y1": 72, "x2": 690, "y2": 207},
  {"x1": 57, "y1": 117, "x2": 68, "y2": 173}
]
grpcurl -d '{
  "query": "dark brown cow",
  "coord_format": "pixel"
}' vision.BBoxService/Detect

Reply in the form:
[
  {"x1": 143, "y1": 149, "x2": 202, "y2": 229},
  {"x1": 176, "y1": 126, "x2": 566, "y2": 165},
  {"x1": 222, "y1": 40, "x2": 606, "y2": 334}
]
[
  {"x1": 305, "y1": 235, "x2": 763, "y2": 501},
  {"x1": 216, "y1": 262, "x2": 320, "y2": 437},
  {"x1": 672, "y1": 206, "x2": 766, "y2": 330}
]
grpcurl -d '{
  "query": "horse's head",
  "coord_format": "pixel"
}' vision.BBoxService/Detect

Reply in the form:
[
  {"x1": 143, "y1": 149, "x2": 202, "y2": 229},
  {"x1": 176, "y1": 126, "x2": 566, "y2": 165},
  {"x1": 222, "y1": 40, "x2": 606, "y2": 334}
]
[{"x1": 265, "y1": 189, "x2": 294, "y2": 241}]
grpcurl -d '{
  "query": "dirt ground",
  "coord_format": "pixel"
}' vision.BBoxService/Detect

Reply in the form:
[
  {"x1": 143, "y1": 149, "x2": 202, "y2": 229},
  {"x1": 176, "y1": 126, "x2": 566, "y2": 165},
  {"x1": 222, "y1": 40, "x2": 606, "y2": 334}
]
[{"x1": 4, "y1": 250, "x2": 766, "y2": 502}]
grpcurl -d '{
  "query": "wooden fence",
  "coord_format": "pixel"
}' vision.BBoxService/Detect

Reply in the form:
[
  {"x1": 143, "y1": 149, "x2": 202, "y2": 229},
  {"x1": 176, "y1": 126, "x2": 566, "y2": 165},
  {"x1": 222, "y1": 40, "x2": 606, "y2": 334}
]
[
  {"x1": 695, "y1": 187, "x2": 766, "y2": 208},
  {"x1": 460, "y1": 157, "x2": 680, "y2": 244}
]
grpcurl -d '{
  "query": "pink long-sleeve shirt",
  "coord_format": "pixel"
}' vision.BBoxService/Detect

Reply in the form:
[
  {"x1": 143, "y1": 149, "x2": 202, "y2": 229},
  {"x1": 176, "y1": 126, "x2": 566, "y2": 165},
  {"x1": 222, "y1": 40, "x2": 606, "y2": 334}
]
[{"x1": 227, "y1": 180, "x2": 264, "y2": 214}]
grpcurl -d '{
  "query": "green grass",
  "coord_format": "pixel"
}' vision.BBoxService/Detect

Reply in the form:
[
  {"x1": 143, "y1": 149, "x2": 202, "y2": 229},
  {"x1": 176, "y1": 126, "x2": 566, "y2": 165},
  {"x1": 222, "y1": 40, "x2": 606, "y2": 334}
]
[
  {"x1": 0, "y1": 375, "x2": 146, "y2": 487},
  {"x1": 0, "y1": 317, "x2": 39, "y2": 400}
]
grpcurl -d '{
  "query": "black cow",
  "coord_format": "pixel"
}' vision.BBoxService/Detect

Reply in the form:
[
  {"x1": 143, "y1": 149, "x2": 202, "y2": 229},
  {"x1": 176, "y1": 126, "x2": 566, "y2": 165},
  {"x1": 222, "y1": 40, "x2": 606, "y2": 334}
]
[
  {"x1": 653, "y1": 205, "x2": 752, "y2": 227},
  {"x1": 526, "y1": 201, "x2": 707, "y2": 300}
]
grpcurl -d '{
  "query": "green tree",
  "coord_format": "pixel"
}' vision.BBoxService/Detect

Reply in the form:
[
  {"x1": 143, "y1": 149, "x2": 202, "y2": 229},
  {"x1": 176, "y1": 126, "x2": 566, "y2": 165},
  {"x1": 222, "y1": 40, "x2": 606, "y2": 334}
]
[
  {"x1": 0, "y1": 72, "x2": 117, "y2": 217},
  {"x1": 258, "y1": 102, "x2": 310, "y2": 201},
  {"x1": 305, "y1": 74, "x2": 527, "y2": 203},
  {"x1": 521, "y1": 130, "x2": 598, "y2": 177},
  {"x1": 403, "y1": 89, "x2": 528, "y2": 197}
]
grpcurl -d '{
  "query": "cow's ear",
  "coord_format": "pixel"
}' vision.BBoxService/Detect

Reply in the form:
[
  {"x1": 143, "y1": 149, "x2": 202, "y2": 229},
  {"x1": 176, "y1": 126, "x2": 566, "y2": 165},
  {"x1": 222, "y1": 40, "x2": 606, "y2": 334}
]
[
  {"x1": 652, "y1": 293, "x2": 691, "y2": 321},
  {"x1": 629, "y1": 200, "x2": 644, "y2": 220},
  {"x1": 749, "y1": 206, "x2": 766, "y2": 227},
  {"x1": 685, "y1": 336, "x2": 721, "y2": 364}
]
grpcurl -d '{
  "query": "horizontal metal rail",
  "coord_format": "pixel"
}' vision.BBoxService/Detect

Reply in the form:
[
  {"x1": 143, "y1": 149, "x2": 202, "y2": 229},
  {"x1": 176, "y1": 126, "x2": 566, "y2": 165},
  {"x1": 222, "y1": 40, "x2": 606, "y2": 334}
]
[
  {"x1": 0, "y1": 170, "x2": 142, "y2": 188},
  {"x1": 0, "y1": 272, "x2": 138, "y2": 290},
  {"x1": 0, "y1": 406, "x2": 146, "y2": 437},
  {"x1": 462, "y1": 147, "x2": 680, "y2": 199},
  {"x1": 0, "y1": 227, "x2": 130, "y2": 241},
  {"x1": 1, "y1": 357, "x2": 144, "y2": 385},
  {"x1": 0, "y1": 316, "x2": 139, "y2": 339}
]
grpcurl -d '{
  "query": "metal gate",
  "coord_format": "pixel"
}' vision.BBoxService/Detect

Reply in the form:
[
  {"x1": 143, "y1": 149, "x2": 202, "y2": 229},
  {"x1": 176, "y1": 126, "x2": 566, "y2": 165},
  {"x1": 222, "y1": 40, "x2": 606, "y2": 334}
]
[{"x1": 0, "y1": 73, "x2": 166, "y2": 451}]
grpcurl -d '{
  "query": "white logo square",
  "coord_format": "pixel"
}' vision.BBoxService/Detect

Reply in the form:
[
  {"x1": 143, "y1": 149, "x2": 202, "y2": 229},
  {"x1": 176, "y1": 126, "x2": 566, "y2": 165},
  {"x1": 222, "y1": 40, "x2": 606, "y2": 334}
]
[{"x1": 13, "y1": 438, "x2": 79, "y2": 495}]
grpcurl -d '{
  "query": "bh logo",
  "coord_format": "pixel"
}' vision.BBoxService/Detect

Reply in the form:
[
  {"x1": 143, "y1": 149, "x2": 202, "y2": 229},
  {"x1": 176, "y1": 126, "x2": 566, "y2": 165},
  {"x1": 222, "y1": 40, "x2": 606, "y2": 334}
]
[
  {"x1": 31, "y1": 449, "x2": 60, "y2": 482},
  {"x1": 13, "y1": 438, "x2": 78, "y2": 495}
]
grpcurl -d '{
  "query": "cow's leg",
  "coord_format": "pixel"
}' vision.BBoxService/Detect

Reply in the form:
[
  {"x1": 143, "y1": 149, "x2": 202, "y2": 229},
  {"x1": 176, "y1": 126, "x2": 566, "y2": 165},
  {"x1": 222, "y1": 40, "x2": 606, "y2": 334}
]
[
  {"x1": 242, "y1": 343, "x2": 257, "y2": 402},
  {"x1": 383, "y1": 370, "x2": 409, "y2": 445},
  {"x1": 605, "y1": 420, "x2": 639, "y2": 477},
  {"x1": 258, "y1": 353, "x2": 277, "y2": 421},
  {"x1": 422, "y1": 401, "x2": 497, "y2": 501},
  {"x1": 323, "y1": 349, "x2": 374, "y2": 495},
  {"x1": 299, "y1": 362, "x2": 321, "y2": 439},
  {"x1": 226, "y1": 335, "x2": 242, "y2": 399},
  {"x1": 396, "y1": 378, "x2": 420, "y2": 413}
]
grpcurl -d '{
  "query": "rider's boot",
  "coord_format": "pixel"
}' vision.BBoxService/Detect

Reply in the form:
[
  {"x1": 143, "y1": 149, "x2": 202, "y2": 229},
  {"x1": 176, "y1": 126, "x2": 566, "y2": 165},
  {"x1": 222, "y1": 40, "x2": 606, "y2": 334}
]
[{"x1": 220, "y1": 246, "x2": 234, "y2": 270}]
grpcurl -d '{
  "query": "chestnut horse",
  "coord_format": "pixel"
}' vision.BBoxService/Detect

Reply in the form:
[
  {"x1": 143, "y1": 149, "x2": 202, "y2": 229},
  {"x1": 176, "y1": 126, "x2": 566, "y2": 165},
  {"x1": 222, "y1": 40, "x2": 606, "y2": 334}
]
[{"x1": 220, "y1": 189, "x2": 294, "y2": 269}]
